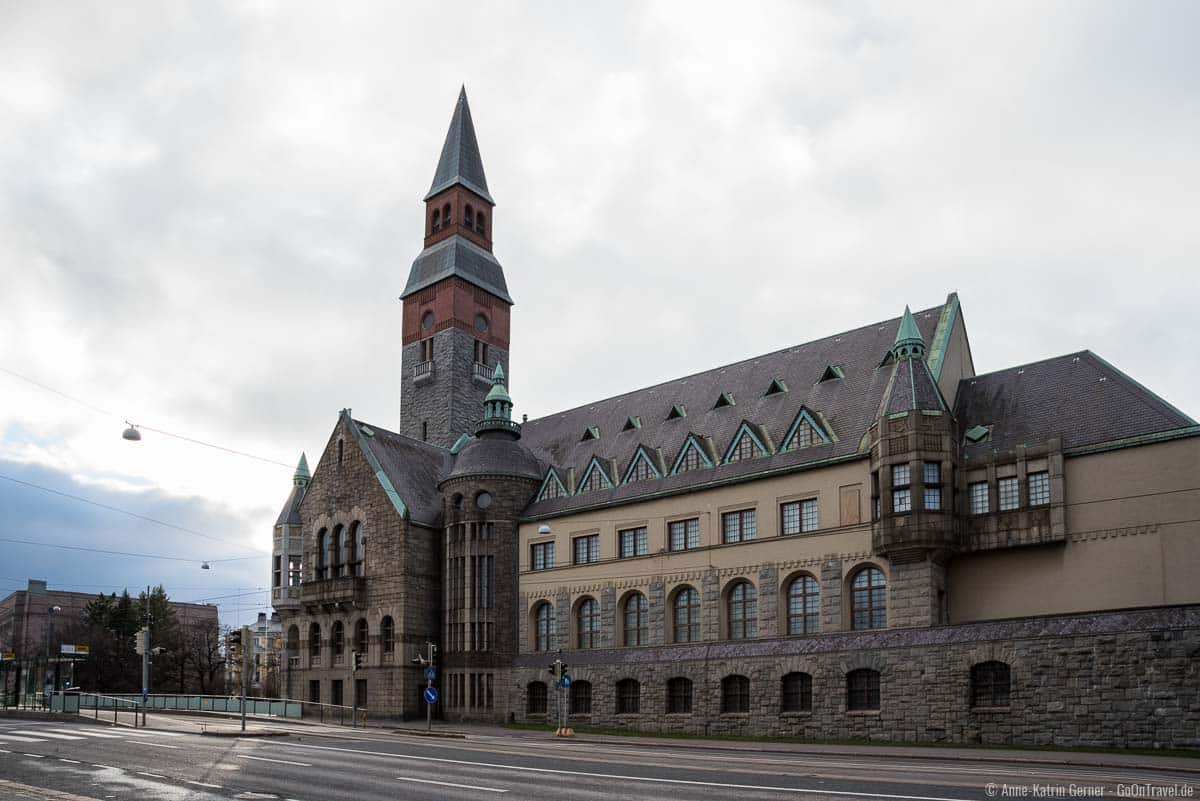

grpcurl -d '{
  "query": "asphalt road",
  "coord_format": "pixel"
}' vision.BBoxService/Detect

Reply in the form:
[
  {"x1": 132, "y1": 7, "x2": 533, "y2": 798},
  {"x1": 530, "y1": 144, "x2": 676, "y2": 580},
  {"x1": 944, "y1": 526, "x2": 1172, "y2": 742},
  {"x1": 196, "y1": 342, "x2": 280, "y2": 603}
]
[{"x1": 1, "y1": 718, "x2": 1196, "y2": 801}]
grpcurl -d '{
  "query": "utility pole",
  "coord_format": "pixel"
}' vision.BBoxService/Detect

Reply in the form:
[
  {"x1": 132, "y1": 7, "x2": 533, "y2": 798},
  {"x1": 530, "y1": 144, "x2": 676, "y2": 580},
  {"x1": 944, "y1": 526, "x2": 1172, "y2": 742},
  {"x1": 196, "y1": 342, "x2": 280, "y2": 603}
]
[
  {"x1": 411, "y1": 641, "x2": 437, "y2": 732},
  {"x1": 240, "y1": 624, "x2": 251, "y2": 732},
  {"x1": 141, "y1": 586, "x2": 151, "y2": 725}
]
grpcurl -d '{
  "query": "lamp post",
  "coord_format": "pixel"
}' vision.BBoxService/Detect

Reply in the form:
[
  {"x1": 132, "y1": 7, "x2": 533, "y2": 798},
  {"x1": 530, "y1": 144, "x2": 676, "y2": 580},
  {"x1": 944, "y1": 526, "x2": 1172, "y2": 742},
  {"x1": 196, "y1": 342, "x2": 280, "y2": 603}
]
[{"x1": 44, "y1": 605, "x2": 61, "y2": 707}]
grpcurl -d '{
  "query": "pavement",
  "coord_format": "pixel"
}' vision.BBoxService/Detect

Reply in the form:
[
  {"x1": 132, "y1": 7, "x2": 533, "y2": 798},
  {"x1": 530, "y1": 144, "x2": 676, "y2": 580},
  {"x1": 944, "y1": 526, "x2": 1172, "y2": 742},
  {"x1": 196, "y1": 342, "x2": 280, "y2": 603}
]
[{"x1": 0, "y1": 712, "x2": 1197, "y2": 800}]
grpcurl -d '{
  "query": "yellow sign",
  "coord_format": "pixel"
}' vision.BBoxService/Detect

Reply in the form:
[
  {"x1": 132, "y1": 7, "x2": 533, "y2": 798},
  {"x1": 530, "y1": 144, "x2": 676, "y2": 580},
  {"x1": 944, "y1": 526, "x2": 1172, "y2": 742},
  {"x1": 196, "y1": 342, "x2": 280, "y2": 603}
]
[
  {"x1": 59, "y1": 644, "x2": 90, "y2": 655},
  {"x1": 1, "y1": 652, "x2": 14, "y2": 660}
]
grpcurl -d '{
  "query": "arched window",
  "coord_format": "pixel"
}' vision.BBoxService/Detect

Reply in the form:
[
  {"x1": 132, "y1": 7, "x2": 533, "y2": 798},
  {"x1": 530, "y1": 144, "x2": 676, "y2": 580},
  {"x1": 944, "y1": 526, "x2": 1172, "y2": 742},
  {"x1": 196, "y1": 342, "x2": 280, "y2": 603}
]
[
  {"x1": 623, "y1": 592, "x2": 648, "y2": 647},
  {"x1": 286, "y1": 625, "x2": 299, "y2": 657},
  {"x1": 569, "y1": 680, "x2": 592, "y2": 714},
  {"x1": 576, "y1": 597, "x2": 600, "y2": 649},
  {"x1": 337, "y1": 438, "x2": 344, "y2": 464},
  {"x1": 475, "y1": 211, "x2": 486, "y2": 235},
  {"x1": 673, "y1": 587, "x2": 700, "y2": 643},
  {"x1": 431, "y1": 208, "x2": 441, "y2": 231},
  {"x1": 781, "y1": 672, "x2": 812, "y2": 712},
  {"x1": 381, "y1": 616, "x2": 395, "y2": 654},
  {"x1": 331, "y1": 525, "x2": 345, "y2": 577},
  {"x1": 442, "y1": 202, "x2": 451, "y2": 224},
  {"x1": 353, "y1": 618, "x2": 368, "y2": 655},
  {"x1": 464, "y1": 204, "x2": 474, "y2": 229},
  {"x1": 666, "y1": 677, "x2": 692, "y2": 714},
  {"x1": 526, "y1": 681, "x2": 547, "y2": 714},
  {"x1": 721, "y1": 674, "x2": 750, "y2": 713},
  {"x1": 316, "y1": 529, "x2": 328, "y2": 580},
  {"x1": 351, "y1": 521, "x2": 365, "y2": 577},
  {"x1": 331, "y1": 620, "x2": 344, "y2": 657},
  {"x1": 847, "y1": 668, "x2": 880, "y2": 711},
  {"x1": 307, "y1": 623, "x2": 320, "y2": 657},
  {"x1": 971, "y1": 661, "x2": 1011, "y2": 708},
  {"x1": 615, "y1": 678, "x2": 640, "y2": 714},
  {"x1": 786, "y1": 574, "x2": 820, "y2": 636},
  {"x1": 534, "y1": 602, "x2": 556, "y2": 652},
  {"x1": 727, "y1": 580, "x2": 757, "y2": 640},
  {"x1": 338, "y1": 525, "x2": 352, "y2": 577},
  {"x1": 850, "y1": 566, "x2": 887, "y2": 630}
]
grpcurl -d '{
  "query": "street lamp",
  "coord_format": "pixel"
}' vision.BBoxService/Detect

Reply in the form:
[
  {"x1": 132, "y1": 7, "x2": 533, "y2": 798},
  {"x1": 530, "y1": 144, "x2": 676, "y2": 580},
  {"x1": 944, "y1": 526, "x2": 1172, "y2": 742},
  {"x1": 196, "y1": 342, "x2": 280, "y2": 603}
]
[{"x1": 122, "y1": 422, "x2": 142, "y2": 441}]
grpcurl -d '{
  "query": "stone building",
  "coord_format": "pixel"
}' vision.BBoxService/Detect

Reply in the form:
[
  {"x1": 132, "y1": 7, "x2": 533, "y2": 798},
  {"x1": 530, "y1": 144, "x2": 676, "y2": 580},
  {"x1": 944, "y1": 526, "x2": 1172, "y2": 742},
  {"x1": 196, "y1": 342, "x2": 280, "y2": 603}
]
[{"x1": 270, "y1": 89, "x2": 1200, "y2": 748}]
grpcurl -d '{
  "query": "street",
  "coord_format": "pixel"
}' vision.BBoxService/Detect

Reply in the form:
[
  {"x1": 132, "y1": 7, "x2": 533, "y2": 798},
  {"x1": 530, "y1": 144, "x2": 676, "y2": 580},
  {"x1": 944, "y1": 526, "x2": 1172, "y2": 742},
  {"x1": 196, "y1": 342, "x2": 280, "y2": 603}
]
[{"x1": 1, "y1": 718, "x2": 1197, "y2": 801}]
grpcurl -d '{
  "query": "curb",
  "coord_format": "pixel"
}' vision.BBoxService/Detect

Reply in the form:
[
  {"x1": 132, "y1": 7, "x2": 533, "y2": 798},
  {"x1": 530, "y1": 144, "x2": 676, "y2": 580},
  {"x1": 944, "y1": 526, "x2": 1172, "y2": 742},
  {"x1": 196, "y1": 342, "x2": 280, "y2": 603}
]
[
  {"x1": 562, "y1": 736, "x2": 1200, "y2": 776},
  {"x1": 200, "y1": 729, "x2": 291, "y2": 738},
  {"x1": 385, "y1": 728, "x2": 468, "y2": 739}
]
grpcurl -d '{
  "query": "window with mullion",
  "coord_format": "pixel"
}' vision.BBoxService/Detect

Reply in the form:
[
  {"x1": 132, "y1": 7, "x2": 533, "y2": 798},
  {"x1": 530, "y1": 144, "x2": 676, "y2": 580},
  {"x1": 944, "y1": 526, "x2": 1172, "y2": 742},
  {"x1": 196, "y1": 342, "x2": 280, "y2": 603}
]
[
  {"x1": 970, "y1": 661, "x2": 1011, "y2": 707},
  {"x1": 531, "y1": 541, "x2": 554, "y2": 570},
  {"x1": 534, "y1": 603, "x2": 555, "y2": 652},
  {"x1": 666, "y1": 677, "x2": 692, "y2": 713},
  {"x1": 1028, "y1": 471, "x2": 1050, "y2": 506},
  {"x1": 577, "y1": 598, "x2": 600, "y2": 649},
  {"x1": 615, "y1": 679, "x2": 640, "y2": 714},
  {"x1": 619, "y1": 527, "x2": 648, "y2": 558},
  {"x1": 847, "y1": 669, "x2": 880, "y2": 711},
  {"x1": 851, "y1": 567, "x2": 887, "y2": 630},
  {"x1": 673, "y1": 587, "x2": 700, "y2": 643},
  {"x1": 787, "y1": 574, "x2": 820, "y2": 635},
  {"x1": 721, "y1": 509, "x2": 756, "y2": 543},
  {"x1": 969, "y1": 481, "x2": 989, "y2": 514},
  {"x1": 727, "y1": 581, "x2": 757, "y2": 640},
  {"x1": 721, "y1": 675, "x2": 750, "y2": 713},
  {"x1": 623, "y1": 592, "x2": 648, "y2": 646},
  {"x1": 668, "y1": 518, "x2": 701, "y2": 551},
  {"x1": 998, "y1": 477, "x2": 1019, "y2": 511},
  {"x1": 781, "y1": 672, "x2": 812, "y2": 712}
]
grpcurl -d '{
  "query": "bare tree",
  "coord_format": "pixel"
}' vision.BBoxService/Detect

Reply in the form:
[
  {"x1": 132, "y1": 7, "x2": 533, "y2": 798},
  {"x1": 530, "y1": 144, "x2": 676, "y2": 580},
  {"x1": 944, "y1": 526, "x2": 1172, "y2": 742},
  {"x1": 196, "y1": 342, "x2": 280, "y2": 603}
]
[{"x1": 181, "y1": 620, "x2": 225, "y2": 695}]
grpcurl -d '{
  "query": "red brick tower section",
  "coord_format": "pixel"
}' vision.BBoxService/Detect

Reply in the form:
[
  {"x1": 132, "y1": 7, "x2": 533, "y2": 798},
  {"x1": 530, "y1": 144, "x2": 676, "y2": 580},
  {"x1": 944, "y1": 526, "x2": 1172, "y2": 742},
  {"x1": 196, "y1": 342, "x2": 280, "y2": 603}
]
[{"x1": 400, "y1": 88, "x2": 513, "y2": 448}]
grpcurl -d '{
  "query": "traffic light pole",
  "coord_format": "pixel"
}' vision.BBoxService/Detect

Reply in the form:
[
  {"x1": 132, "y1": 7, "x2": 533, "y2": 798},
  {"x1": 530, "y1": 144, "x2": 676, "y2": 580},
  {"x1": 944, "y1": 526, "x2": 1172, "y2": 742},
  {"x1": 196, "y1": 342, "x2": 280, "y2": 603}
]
[
  {"x1": 240, "y1": 624, "x2": 251, "y2": 732},
  {"x1": 411, "y1": 641, "x2": 437, "y2": 732},
  {"x1": 141, "y1": 586, "x2": 151, "y2": 726},
  {"x1": 548, "y1": 653, "x2": 573, "y2": 737}
]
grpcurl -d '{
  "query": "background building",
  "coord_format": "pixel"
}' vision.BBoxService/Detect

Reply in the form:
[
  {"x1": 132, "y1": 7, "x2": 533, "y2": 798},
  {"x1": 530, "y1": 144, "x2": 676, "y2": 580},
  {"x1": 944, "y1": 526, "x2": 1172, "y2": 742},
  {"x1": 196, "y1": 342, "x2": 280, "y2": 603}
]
[{"x1": 270, "y1": 90, "x2": 1200, "y2": 747}]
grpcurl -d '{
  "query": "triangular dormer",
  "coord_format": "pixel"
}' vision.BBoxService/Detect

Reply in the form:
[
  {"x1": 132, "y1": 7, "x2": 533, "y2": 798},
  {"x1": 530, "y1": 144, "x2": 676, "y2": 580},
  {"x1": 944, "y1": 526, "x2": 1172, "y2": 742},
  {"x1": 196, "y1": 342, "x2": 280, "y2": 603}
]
[
  {"x1": 781, "y1": 407, "x2": 833, "y2": 451},
  {"x1": 713, "y1": 392, "x2": 735, "y2": 409},
  {"x1": 667, "y1": 404, "x2": 687, "y2": 420},
  {"x1": 722, "y1": 421, "x2": 774, "y2": 464},
  {"x1": 669, "y1": 433, "x2": 715, "y2": 475},
  {"x1": 581, "y1": 426, "x2": 600, "y2": 442},
  {"x1": 576, "y1": 456, "x2": 615, "y2": 494},
  {"x1": 536, "y1": 468, "x2": 570, "y2": 502},
  {"x1": 764, "y1": 378, "x2": 788, "y2": 397},
  {"x1": 622, "y1": 446, "x2": 664, "y2": 485},
  {"x1": 818, "y1": 365, "x2": 845, "y2": 383},
  {"x1": 622, "y1": 416, "x2": 642, "y2": 432}
]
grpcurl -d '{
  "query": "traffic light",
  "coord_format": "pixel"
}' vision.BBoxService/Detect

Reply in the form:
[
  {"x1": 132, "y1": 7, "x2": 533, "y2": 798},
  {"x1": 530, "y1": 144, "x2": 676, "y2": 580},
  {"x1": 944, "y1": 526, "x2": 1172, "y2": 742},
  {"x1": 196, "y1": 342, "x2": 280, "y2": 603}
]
[
  {"x1": 352, "y1": 651, "x2": 364, "y2": 672},
  {"x1": 134, "y1": 627, "x2": 148, "y2": 655}
]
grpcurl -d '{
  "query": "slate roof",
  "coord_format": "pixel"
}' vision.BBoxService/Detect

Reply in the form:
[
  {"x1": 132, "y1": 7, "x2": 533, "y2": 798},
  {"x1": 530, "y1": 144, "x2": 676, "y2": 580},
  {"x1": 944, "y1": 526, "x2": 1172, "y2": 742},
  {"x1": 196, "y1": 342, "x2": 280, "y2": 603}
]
[
  {"x1": 446, "y1": 435, "x2": 545, "y2": 483},
  {"x1": 400, "y1": 235, "x2": 513, "y2": 303},
  {"x1": 519, "y1": 303, "x2": 949, "y2": 516},
  {"x1": 274, "y1": 482, "x2": 306, "y2": 527},
  {"x1": 425, "y1": 87, "x2": 493, "y2": 204},
  {"x1": 352, "y1": 419, "x2": 454, "y2": 528},
  {"x1": 954, "y1": 351, "x2": 1197, "y2": 459},
  {"x1": 880, "y1": 357, "x2": 948, "y2": 416}
]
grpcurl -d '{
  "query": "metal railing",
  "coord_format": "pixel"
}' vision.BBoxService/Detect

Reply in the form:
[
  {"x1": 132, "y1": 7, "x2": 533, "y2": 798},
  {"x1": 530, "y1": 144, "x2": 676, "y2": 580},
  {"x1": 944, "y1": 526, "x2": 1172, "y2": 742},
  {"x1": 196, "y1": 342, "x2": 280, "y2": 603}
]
[{"x1": 69, "y1": 692, "x2": 143, "y2": 727}]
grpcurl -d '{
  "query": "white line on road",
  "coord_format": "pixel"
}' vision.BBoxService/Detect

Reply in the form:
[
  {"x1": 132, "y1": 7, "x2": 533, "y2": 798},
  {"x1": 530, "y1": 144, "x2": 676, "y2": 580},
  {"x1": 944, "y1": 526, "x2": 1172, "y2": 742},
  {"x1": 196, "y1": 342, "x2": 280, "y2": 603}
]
[
  {"x1": 137, "y1": 741, "x2": 181, "y2": 749},
  {"x1": 0, "y1": 734, "x2": 45, "y2": 743},
  {"x1": 47, "y1": 728, "x2": 124, "y2": 739},
  {"x1": 22, "y1": 753, "x2": 44, "y2": 758},
  {"x1": 137, "y1": 772, "x2": 167, "y2": 779},
  {"x1": 59, "y1": 758, "x2": 82, "y2": 764},
  {"x1": 186, "y1": 780, "x2": 223, "y2": 789},
  {"x1": 269, "y1": 741, "x2": 975, "y2": 801},
  {"x1": 236, "y1": 754, "x2": 313, "y2": 767},
  {"x1": 396, "y1": 776, "x2": 508, "y2": 793},
  {"x1": 9, "y1": 730, "x2": 85, "y2": 740}
]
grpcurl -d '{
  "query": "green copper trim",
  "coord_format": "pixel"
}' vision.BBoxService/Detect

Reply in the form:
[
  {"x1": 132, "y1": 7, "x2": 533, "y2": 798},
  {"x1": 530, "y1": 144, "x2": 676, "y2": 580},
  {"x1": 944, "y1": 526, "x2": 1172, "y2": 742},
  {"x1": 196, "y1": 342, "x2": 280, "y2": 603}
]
[
  {"x1": 669, "y1": 433, "x2": 715, "y2": 475},
  {"x1": 887, "y1": 411, "x2": 909, "y2": 420},
  {"x1": 892, "y1": 305, "x2": 925, "y2": 360},
  {"x1": 764, "y1": 378, "x2": 789, "y2": 396},
  {"x1": 1063, "y1": 425, "x2": 1200, "y2": 458},
  {"x1": 623, "y1": 416, "x2": 642, "y2": 431},
  {"x1": 294, "y1": 453, "x2": 310, "y2": 483},
  {"x1": 964, "y1": 425, "x2": 990, "y2": 443},
  {"x1": 581, "y1": 426, "x2": 600, "y2": 442},
  {"x1": 818, "y1": 365, "x2": 845, "y2": 383},
  {"x1": 714, "y1": 392, "x2": 736, "y2": 409},
  {"x1": 536, "y1": 468, "x2": 570, "y2": 501},
  {"x1": 1085, "y1": 351, "x2": 1197, "y2": 426},
  {"x1": 622, "y1": 445, "x2": 664, "y2": 484},
  {"x1": 721, "y1": 421, "x2": 772, "y2": 464},
  {"x1": 344, "y1": 414, "x2": 408, "y2": 520},
  {"x1": 575, "y1": 456, "x2": 615, "y2": 493},
  {"x1": 667, "y1": 404, "x2": 687, "y2": 420},
  {"x1": 926, "y1": 292, "x2": 960, "y2": 381},
  {"x1": 780, "y1": 406, "x2": 833, "y2": 451}
]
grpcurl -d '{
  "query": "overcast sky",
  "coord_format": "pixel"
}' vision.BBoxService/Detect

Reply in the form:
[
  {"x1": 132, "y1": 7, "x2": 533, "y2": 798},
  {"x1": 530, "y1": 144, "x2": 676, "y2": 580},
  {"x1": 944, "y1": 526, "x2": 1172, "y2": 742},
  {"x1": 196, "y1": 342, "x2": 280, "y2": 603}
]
[{"x1": 1, "y1": 1, "x2": 1197, "y2": 628}]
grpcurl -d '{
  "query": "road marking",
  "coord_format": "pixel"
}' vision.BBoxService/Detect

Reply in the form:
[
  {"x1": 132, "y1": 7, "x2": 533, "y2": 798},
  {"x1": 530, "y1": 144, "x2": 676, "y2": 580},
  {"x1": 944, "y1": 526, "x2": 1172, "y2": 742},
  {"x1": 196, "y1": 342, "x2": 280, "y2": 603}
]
[
  {"x1": 23, "y1": 753, "x2": 45, "y2": 758},
  {"x1": 0, "y1": 734, "x2": 45, "y2": 743},
  {"x1": 9, "y1": 730, "x2": 85, "y2": 740},
  {"x1": 138, "y1": 741, "x2": 181, "y2": 749},
  {"x1": 46, "y1": 728, "x2": 123, "y2": 739},
  {"x1": 186, "y1": 780, "x2": 223, "y2": 789},
  {"x1": 396, "y1": 776, "x2": 507, "y2": 793},
  {"x1": 0, "y1": 748, "x2": 9, "y2": 753},
  {"x1": 236, "y1": 754, "x2": 313, "y2": 767},
  {"x1": 137, "y1": 772, "x2": 167, "y2": 779},
  {"x1": 270, "y1": 741, "x2": 976, "y2": 801},
  {"x1": 59, "y1": 758, "x2": 82, "y2": 764}
]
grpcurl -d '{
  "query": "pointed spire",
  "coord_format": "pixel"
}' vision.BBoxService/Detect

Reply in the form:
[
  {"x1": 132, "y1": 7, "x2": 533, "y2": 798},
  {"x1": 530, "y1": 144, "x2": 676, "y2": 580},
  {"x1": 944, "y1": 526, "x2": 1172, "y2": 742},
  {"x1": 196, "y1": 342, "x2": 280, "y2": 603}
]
[
  {"x1": 476, "y1": 362, "x2": 520, "y2": 437},
  {"x1": 294, "y1": 452, "x2": 310, "y2": 485},
  {"x1": 425, "y1": 86, "x2": 493, "y2": 204},
  {"x1": 892, "y1": 305, "x2": 926, "y2": 360}
]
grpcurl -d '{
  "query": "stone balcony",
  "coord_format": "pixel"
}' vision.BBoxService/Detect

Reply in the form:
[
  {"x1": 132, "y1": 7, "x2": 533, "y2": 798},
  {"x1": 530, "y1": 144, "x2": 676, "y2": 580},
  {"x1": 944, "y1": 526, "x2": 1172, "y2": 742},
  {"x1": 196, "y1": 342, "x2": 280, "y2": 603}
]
[
  {"x1": 300, "y1": 576, "x2": 367, "y2": 612},
  {"x1": 962, "y1": 506, "x2": 1064, "y2": 551},
  {"x1": 872, "y1": 510, "x2": 958, "y2": 561}
]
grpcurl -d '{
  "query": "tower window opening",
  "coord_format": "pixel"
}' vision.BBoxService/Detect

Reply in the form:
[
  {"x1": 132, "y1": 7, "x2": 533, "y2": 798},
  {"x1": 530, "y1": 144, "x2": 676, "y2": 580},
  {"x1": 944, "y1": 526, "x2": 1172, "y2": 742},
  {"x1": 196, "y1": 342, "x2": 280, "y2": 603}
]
[
  {"x1": 420, "y1": 338, "x2": 433, "y2": 363},
  {"x1": 474, "y1": 339, "x2": 489, "y2": 366},
  {"x1": 431, "y1": 208, "x2": 441, "y2": 232},
  {"x1": 464, "y1": 204, "x2": 474, "y2": 229},
  {"x1": 443, "y1": 203, "x2": 451, "y2": 224},
  {"x1": 475, "y1": 211, "x2": 486, "y2": 234}
]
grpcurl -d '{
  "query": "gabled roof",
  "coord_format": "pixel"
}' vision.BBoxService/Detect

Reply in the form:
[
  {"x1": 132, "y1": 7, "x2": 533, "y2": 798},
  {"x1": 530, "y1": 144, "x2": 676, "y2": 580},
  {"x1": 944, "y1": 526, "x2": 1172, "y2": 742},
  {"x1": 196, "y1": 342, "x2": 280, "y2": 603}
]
[
  {"x1": 425, "y1": 87, "x2": 493, "y2": 204},
  {"x1": 400, "y1": 234, "x2": 512, "y2": 303},
  {"x1": 954, "y1": 351, "x2": 1197, "y2": 458},
  {"x1": 348, "y1": 416, "x2": 454, "y2": 528},
  {"x1": 514, "y1": 299, "x2": 950, "y2": 517},
  {"x1": 274, "y1": 481, "x2": 306, "y2": 527}
]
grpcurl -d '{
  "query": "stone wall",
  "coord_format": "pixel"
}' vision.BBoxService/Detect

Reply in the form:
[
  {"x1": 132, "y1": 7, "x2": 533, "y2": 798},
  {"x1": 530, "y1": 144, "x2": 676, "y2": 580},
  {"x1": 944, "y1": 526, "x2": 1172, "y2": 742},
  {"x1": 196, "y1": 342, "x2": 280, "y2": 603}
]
[{"x1": 510, "y1": 605, "x2": 1200, "y2": 749}]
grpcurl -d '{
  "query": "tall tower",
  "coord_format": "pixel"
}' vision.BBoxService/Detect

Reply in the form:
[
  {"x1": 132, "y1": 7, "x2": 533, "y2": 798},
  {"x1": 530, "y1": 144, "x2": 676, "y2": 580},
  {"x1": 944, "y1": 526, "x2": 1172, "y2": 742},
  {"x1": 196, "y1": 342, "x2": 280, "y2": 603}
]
[{"x1": 400, "y1": 88, "x2": 512, "y2": 448}]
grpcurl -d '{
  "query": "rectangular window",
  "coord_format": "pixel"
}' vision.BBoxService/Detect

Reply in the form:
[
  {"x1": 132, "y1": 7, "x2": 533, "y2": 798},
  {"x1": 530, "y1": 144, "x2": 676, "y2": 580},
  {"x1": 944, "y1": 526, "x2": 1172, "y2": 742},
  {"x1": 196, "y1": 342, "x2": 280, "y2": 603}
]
[
  {"x1": 780, "y1": 499, "x2": 819, "y2": 535},
  {"x1": 924, "y1": 487, "x2": 941, "y2": 510},
  {"x1": 721, "y1": 509, "x2": 756, "y2": 543},
  {"x1": 331, "y1": 679, "x2": 343, "y2": 707},
  {"x1": 272, "y1": 556, "x2": 282, "y2": 588},
  {"x1": 308, "y1": 680, "x2": 320, "y2": 704},
  {"x1": 1028, "y1": 471, "x2": 1050, "y2": 506},
  {"x1": 668, "y1": 518, "x2": 701, "y2": 551},
  {"x1": 573, "y1": 534, "x2": 600, "y2": 564},
  {"x1": 998, "y1": 477, "x2": 1019, "y2": 511},
  {"x1": 969, "y1": 481, "x2": 990, "y2": 514},
  {"x1": 891, "y1": 463, "x2": 910, "y2": 487},
  {"x1": 474, "y1": 339, "x2": 488, "y2": 365},
  {"x1": 355, "y1": 678, "x2": 367, "y2": 708},
  {"x1": 618, "y1": 527, "x2": 648, "y2": 558},
  {"x1": 419, "y1": 338, "x2": 433, "y2": 362},
  {"x1": 892, "y1": 488, "x2": 911, "y2": 513},
  {"x1": 923, "y1": 461, "x2": 941, "y2": 485},
  {"x1": 531, "y1": 541, "x2": 554, "y2": 571},
  {"x1": 288, "y1": 556, "x2": 303, "y2": 587}
]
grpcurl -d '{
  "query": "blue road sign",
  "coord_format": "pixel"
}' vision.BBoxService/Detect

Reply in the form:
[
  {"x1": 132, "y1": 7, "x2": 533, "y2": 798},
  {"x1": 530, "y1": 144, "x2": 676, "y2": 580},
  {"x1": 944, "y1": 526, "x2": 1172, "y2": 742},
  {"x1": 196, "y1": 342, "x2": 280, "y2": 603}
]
[
  {"x1": 425, "y1": 667, "x2": 436, "y2": 682},
  {"x1": 560, "y1": 674, "x2": 571, "y2": 688},
  {"x1": 424, "y1": 687, "x2": 439, "y2": 705}
]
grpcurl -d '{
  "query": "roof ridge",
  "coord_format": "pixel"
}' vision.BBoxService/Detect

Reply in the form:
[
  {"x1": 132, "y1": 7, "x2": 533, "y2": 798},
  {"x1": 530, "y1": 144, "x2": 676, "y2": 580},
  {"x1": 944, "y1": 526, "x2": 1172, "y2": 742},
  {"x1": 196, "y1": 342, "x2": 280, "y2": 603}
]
[
  {"x1": 351, "y1": 417, "x2": 453, "y2": 453},
  {"x1": 962, "y1": 350, "x2": 1090, "y2": 382},
  {"x1": 524, "y1": 302, "x2": 945, "y2": 426}
]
